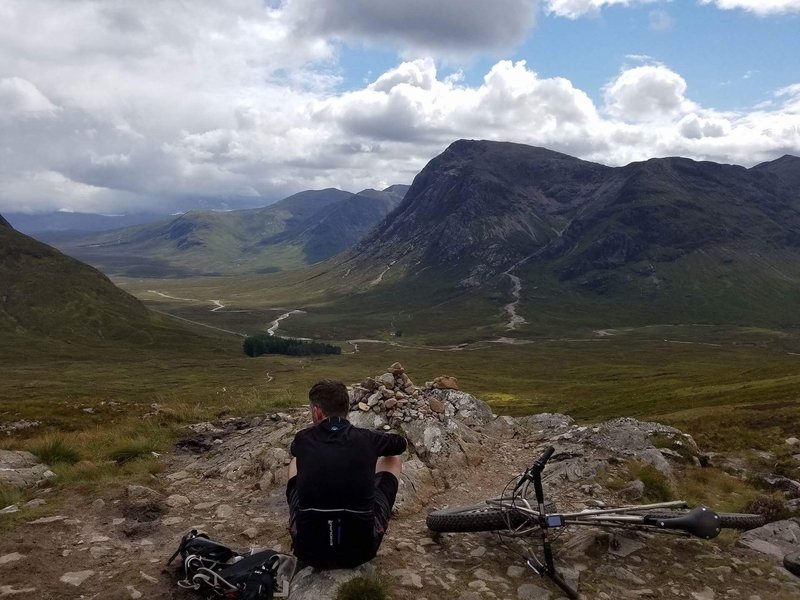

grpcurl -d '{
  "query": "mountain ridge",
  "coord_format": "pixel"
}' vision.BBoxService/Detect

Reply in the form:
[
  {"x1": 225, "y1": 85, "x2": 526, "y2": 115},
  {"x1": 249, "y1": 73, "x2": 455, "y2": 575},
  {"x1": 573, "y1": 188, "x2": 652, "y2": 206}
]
[
  {"x1": 47, "y1": 186, "x2": 408, "y2": 277},
  {"x1": 279, "y1": 139, "x2": 800, "y2": 339},
  {"x1": 343, "y1": 141, "x2": 800, "y2": 280},
  {"x1": 0, "y1": 212, "x2": 202, "y2": 346}
]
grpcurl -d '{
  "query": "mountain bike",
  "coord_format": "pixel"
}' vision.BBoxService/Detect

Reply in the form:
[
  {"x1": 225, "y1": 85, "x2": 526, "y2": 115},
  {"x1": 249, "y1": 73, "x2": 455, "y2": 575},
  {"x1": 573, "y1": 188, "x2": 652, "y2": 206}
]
[{"x1": 426, "y1": 446, "x2": 765, "y2": 599}]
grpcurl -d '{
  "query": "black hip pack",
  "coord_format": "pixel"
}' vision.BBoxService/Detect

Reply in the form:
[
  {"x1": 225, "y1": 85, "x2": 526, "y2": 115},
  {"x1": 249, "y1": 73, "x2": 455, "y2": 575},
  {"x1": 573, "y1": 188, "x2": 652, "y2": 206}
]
[{"x1": 167, "y1": 530, "x2": 296, "y2": 599}]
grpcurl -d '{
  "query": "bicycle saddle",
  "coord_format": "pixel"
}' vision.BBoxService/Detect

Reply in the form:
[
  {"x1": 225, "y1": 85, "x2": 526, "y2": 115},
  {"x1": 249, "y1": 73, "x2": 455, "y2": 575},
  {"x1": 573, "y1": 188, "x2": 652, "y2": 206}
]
[{"x1": 644, "y1": 506, "x2": 721, "y2": 539}]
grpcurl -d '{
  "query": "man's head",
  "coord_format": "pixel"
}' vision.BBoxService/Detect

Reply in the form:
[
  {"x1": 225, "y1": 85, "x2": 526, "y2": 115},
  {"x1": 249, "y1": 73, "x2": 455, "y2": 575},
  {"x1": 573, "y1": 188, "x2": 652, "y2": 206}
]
[{"x1": 308, "y1": 379, "x2": 349, "y2": 424}]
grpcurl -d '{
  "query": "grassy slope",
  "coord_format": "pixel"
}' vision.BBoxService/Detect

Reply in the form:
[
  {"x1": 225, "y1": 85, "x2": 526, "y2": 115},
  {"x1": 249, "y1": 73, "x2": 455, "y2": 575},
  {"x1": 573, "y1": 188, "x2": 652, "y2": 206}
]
[
  {"x1": 3, "y1": 269, "x2": 798, "y2": 513},
  {"x1": 5, "y1": 322, "x2": 797, "y2": 454},
  {"x1": 108, "y1": 274, "x2": 800, "y2": 451},
  {"x1": 0, "y1": 224, "x2": 209, "y2": 346}
]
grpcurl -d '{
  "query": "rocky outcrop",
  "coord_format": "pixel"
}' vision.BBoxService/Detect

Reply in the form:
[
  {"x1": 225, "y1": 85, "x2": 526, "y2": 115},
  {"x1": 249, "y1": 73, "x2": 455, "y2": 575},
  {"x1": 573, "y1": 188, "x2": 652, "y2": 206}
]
[
  {"x1": 541, "y1": 417, "x2": 704, "y2": 476},
  {"x1": 738, "y1": 518, "x2": 800, "y2": 559},
  {"x1": 3, "y1": 364, "x2": 799, "y2": 600},
  {"x1": 348, "y1": 363, "x2": 478, "y2": 431},
  {"x1": 171, "y1": 413, "x2": 301, "y2": 487},
  {"x1": 0, "y1": 450, "x2": 55, "y2": 488},
  {"x1": 348, "y1": 364, "x2": 492, "y2": 470}
]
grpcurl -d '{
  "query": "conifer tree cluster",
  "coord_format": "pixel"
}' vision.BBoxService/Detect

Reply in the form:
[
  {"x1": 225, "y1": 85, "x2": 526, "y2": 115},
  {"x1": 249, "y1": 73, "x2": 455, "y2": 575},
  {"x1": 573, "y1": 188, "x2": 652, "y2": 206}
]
[{"x1": 243, "y1": 335, "x2": 341, "y2": 357}]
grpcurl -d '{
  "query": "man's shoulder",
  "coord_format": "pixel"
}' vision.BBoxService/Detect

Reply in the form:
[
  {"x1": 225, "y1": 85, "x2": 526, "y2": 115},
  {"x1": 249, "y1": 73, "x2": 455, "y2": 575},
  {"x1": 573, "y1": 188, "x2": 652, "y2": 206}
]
[{"x1": 292, "y1": 425, "x2": 315, "y2": 440}]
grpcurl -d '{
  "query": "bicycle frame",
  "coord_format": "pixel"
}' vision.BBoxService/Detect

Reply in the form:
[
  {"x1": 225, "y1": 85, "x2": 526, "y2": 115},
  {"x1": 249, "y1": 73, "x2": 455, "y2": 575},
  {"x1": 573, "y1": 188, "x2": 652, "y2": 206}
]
[
  {"x1": 428, "y1": 445, "x2": 757, "y2": 598},
  {"x1": 484, "y1": 447, "x2": 704, "y2": 599},
  {"x1": 485, "y1": 496, "x2": 692, "y2": 531}
]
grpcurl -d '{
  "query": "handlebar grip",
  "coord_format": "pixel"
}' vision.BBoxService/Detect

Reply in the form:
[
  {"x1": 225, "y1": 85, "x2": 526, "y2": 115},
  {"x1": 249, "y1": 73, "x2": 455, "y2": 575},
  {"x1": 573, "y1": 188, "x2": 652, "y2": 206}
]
[{"x1": 536, "y1": 446, "x2": 555, "y2": 466}]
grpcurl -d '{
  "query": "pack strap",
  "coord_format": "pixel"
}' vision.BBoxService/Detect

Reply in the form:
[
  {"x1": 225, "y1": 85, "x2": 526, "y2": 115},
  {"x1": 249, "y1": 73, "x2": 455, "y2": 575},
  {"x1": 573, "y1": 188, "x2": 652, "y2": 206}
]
[{"x1": 297, "y1": 507, "x2": 373, "y2": 514}]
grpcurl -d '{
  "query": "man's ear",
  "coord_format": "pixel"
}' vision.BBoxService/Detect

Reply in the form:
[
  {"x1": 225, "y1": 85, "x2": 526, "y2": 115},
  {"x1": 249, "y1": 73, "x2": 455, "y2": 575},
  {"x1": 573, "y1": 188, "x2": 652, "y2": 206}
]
[{"x1": 311, "y1": 404, "x2": 324, "y2": 424}]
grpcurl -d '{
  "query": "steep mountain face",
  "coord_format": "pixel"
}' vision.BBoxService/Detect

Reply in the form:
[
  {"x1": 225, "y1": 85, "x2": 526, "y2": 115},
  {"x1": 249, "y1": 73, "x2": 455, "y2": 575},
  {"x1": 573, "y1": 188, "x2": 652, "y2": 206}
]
[
  {"x1": 552, "y1": 156, "x2": 800, "y2": 282},
  {"x1": 751, "y1": 154, "x2": 800, "y2": 192},
  {"x1": 321, "y1": 140, "x2": 800, "y2": 334},
  {"x1": 350, "y1": 141, "x2": 610, "y2": 273},
  {"x1": 346, "y1": 141, "x2": 800, "y2": 279},
  {"x1": 50, "y1": 187, "x2": 405, "y2": 276},
  {"x1": 0, "y1": 214, "x2": 193, "y2": 344},
  {"x1": 297, "y1": 186, "x2": 409, "y2": 262}
]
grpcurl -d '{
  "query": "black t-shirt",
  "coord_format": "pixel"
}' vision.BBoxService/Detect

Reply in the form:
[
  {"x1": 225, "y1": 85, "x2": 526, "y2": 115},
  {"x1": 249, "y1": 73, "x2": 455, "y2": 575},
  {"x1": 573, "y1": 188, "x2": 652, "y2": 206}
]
[{"x1": 289, "y1": 417, "x2": 407, "y2": 512}]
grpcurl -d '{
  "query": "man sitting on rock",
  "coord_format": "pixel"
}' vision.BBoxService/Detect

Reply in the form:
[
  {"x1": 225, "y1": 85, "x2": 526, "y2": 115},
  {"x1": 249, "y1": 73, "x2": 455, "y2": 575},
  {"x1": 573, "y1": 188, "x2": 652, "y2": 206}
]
[{"x1": 287, "y1": 378, "x2": 406, "y2": 569}]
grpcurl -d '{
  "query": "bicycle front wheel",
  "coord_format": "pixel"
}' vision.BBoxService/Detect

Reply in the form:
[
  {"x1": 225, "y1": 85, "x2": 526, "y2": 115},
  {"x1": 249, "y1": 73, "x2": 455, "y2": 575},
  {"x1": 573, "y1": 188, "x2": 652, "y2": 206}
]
[{"x1": 426, "y1": 502, "x2": 528, "y2": 532}]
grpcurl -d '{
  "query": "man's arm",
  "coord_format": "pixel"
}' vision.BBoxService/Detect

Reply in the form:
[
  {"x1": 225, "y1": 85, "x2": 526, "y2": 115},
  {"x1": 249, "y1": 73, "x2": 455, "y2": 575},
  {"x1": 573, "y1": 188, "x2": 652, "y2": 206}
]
[{"x1": 367, "y1": 430, "x2": 407, "y2": 456}]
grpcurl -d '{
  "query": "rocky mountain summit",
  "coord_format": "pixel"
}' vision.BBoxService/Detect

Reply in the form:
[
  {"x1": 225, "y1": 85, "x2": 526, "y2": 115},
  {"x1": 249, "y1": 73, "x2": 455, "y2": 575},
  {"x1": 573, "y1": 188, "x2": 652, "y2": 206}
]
[
  {"x1": 1, "y1": 365, "x2": 799, "y2": 599},
  {"x1": 326, "y1": 140, "x2": 800, "y2": 331},
  {"x1": 349, "y1": 141, "x2": 800, "y2": 281}
]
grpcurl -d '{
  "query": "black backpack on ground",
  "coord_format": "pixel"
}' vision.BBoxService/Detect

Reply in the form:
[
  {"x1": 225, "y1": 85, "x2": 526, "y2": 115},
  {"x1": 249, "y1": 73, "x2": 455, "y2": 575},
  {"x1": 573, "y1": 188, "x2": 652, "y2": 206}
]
[{"x1": 167, "y1": 530, "x2": 296, "y2": 599}]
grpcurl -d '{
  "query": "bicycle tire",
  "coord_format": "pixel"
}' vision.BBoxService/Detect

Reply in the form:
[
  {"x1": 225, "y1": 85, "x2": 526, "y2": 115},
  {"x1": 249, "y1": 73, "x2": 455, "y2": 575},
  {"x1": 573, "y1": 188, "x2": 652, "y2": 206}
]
[
  {"x1": 427, "y1": 503, "x2": 525, "y2": 532},
  {"x1": 426, "y1": 501, "x2": 558, "y2": 533},
  {"x1": 644, "y1": 510, "x2": 765, "y2": 530}
]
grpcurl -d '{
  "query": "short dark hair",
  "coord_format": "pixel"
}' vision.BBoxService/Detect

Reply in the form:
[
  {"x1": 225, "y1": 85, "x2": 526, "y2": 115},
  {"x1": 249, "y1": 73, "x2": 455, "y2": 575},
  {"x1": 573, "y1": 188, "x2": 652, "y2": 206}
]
[{"x1": 308, "y1": 379, "x2": 349, "y2": 417}]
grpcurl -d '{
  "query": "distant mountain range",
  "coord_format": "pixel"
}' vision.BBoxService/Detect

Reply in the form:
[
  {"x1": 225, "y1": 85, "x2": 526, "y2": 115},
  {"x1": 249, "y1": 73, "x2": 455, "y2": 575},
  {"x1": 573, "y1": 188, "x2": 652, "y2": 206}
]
[
  {"x1": 47, "y1": 185, "x2": 408, "y2": 277},
  {"x1": 12, "y1": 139, "x2": 800, "y2": 340},
  {"x1": 6, "y1": 211, "x2": 169, "y2": 235},
  {"x1": 304, "y1": 140, "x2": 800, "y2": 335},
  {"x1": 0, "y1": 215, "x2": 198, "y2": 346}
]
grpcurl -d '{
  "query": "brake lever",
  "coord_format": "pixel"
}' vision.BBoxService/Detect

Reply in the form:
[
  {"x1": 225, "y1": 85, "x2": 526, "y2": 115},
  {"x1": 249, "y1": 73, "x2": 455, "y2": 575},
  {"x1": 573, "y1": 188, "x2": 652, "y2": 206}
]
[
  {"x1": 513, "y1": 470, "x2": 531, "y2": 493},
  {"x1": 526, "y1": 557, "x2": 545, "y2": 576}
]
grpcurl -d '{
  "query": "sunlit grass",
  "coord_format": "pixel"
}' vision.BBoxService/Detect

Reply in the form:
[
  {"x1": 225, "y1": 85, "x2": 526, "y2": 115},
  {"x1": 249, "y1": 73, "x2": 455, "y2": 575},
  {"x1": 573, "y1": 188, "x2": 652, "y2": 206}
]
[
  {"x1": 30, "y1": 439, "x2": 81, "y2": 465},
  {"x1": 0, "y1": 485, "x2": 25, "y2": 509},
  {"x1": 675, "y1": 465, "x2": 760, "y2": 513},
  {"x1": 600, "y1": 462, "x2": 675, "y2": 504},
  {"x1": 3, "y1": 300, "x2": 799, "y2": 499}
]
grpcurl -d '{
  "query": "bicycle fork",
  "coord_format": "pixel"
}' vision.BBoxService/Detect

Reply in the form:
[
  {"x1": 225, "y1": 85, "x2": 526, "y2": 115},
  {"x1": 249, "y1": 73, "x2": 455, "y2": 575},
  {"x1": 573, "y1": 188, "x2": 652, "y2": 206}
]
[{"x1": 526, "y1": 452, "x2": 579, "y2": 599}]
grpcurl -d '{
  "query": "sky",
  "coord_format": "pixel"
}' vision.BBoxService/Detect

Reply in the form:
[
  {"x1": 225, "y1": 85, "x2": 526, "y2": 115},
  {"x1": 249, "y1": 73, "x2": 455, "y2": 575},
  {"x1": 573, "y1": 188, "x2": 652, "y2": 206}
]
[{"x1": 1, "y1": 0, "x2": 799, "y2": 215}]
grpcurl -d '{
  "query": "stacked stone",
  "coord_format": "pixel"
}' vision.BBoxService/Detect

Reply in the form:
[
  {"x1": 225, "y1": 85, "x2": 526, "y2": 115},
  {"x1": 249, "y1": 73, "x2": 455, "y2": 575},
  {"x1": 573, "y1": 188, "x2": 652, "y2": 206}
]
[{"x1": 348, "y1": 362, "x2": 456, "y2": 427}]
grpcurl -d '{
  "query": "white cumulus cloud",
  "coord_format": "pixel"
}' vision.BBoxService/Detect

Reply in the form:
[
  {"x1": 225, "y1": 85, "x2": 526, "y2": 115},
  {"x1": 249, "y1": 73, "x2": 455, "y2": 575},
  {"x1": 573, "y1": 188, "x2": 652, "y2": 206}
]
[
  {"x1": 604, "y1": 65, "x2": 697, "y2": 122},
  {"x1": 547, "y1": 0, "x2": 800, "y2": 17},
  {"x1": 700, "y1": 0, "x2": 800, "y2": 15},
  {"x1": 0, "y1": 0, "x2": 798, "y2": 215},
  {"x1": 545, "y1": 0, "x2": 657, "y2": 18}
]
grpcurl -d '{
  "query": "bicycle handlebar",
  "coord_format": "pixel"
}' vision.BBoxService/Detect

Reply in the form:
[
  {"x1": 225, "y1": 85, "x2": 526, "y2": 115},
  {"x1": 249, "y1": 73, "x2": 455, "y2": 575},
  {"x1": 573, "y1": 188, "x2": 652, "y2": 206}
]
[
  {"x1": 514, "y1": 446, "x2": 556, "y2": 493},
  {"x1": 535, "y1": 446, "x2": 555, "y2": 467}
]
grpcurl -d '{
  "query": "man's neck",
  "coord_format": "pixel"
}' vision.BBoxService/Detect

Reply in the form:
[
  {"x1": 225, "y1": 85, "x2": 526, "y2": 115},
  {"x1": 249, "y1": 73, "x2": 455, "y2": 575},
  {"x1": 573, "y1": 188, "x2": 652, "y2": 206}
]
[{"x1": 319, "y1": 415, "x2": 348, "y2": 430}]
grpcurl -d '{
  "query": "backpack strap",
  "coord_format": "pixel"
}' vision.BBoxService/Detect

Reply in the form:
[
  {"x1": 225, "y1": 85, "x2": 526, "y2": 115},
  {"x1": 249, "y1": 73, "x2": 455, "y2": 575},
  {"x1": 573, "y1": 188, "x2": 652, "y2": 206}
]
[
  {"x1": 240, "y1": 561, "x2": 275, "y2": 600},
  {"x1": 167, "y1": 529, "x2": 202, "y2": 565}
]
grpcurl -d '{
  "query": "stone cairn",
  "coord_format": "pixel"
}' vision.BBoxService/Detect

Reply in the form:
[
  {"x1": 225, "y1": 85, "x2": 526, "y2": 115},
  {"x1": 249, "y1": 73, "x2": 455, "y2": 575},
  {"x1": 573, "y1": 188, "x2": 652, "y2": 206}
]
[{"x1": 347, "y1": 362, "x2": 459, "y2": 429}]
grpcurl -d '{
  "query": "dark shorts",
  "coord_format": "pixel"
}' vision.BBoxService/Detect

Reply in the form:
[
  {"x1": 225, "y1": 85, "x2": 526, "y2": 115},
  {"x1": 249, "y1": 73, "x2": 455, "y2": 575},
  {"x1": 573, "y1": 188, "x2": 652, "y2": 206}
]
[
  {"x1": 286, "y1": 472, "x2": 399, "y2": 567},
  {"x1": 286, "y1": 472, "x2": 399, "y2": 534}
]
